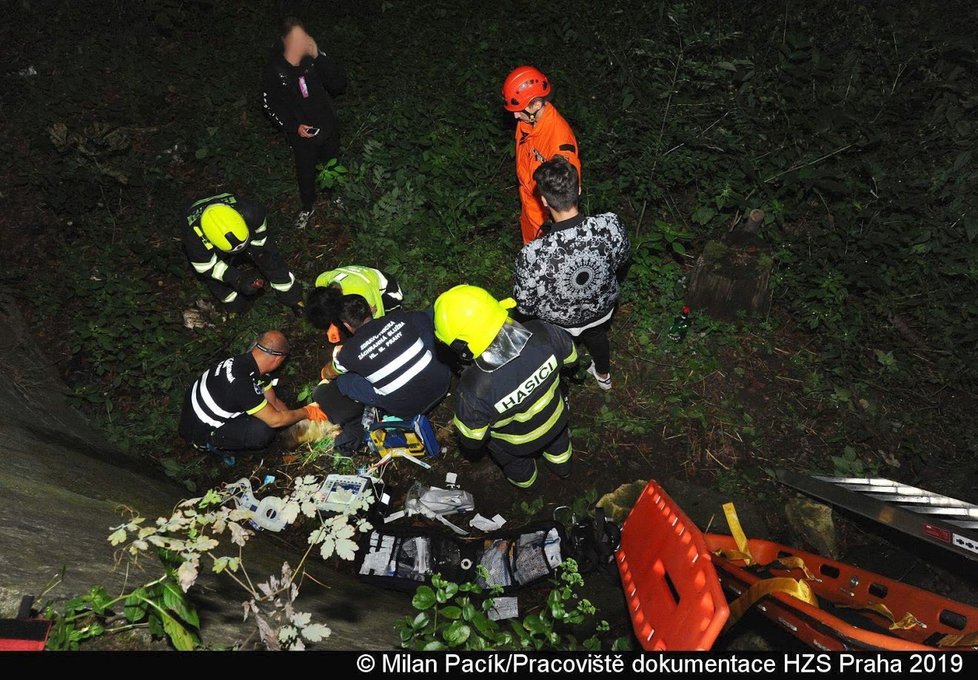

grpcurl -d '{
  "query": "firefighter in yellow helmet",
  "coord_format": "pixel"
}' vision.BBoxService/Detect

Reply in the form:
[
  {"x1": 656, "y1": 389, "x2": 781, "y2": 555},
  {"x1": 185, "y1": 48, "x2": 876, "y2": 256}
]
[
  {"x1": 434, "y1": 285, "x2": 578, "y2": 488},
  {"x1": 183, "y1": 193, "x2": 303, "y2": 315}
]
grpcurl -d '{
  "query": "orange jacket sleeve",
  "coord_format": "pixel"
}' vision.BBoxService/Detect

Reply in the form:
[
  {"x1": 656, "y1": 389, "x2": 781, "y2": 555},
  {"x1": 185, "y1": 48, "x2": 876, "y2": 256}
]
[
  {"x1": 515, "y1": 105, "x2": 581, "y2": 190},
  {"x1": 540, "y1": 106, "x2": 581, "y2": 176}
]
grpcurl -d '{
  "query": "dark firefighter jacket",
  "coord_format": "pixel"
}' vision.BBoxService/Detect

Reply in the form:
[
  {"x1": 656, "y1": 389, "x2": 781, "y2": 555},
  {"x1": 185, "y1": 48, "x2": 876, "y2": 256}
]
[
  {"x1": 453, "y1": 320, "x2": 577, "y2": 457},
  {"x1": 182, "y1": 193, "x2": 295, "y2": 296}
]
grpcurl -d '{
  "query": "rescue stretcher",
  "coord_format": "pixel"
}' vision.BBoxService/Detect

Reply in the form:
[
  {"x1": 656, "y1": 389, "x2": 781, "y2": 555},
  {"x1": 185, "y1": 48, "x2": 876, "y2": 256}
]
[{"x1": 617, "y1": 480, "x2": 978, "y2": 651}]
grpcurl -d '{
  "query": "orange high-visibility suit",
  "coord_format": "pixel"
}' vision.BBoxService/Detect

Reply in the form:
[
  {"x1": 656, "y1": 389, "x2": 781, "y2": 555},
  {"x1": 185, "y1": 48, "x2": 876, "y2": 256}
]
[{"x1": 514, "y1": 103, "x2": 581, "y2": 244}]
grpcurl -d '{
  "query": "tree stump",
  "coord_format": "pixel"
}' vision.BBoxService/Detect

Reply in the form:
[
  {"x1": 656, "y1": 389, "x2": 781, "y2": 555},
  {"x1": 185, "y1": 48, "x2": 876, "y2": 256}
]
[{"x1": 686, "y1": 208, "x2": 773, "y2": 320}]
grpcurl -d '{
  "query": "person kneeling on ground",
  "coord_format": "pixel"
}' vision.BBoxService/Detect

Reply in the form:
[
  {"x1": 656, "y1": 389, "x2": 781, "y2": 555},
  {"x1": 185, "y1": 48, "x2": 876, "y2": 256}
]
[
  {"x1": 434, "y1": 285, "x2": 578, "y2": 489},
  {"x1": 513, "y1": 155, "x2": 630, "y2": 390},
  {"x1": 306, "y1": 265, "x2": 403, "y2": 345},
  {"x1": 178, "y1": 330, "x2": 326, "y2": 466},
  {"x1": 315, "y1": 295, "x2": 451, "y2": 452}
]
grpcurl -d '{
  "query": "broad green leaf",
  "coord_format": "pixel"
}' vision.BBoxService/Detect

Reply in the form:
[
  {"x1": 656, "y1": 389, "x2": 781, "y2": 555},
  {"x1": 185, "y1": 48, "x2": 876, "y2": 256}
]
[
  {"x1": 412, "y1": 585, "x2": 436, "y2": 610},
  {"x1": 160, "y1": 612, "x2": 197, "y2": 651},
  {"x1": 198, "y1": 489, "x2": 223, "y2": 507},
  {"x1": 523, "y1": 613, "x2": 549, "y2": 635},
  {"x1": 467, "y1": 633, "x2": 488, "y2": 651},
  {"x1": 148, "y1": 614, "x2": 164, "y2": 638},
  {"x1": 691, "y1": 206, "x2": 716, "y2": 225},
  {"x1": 440, "y1": 605, "x2": 462, "y2": 620},
  {"x1": 411, "y1": 611, "x2": 431, "y2": 629},
  {"x1": 124, "y1": 602, "x2": 147, "y2": 623},
  {"x1": 510, "y1": 619, "x2": 530, "y2": 641},
  {"x1": 89, "y1": 586, "x2": 111, "y2": 615},
  {"x1": 422, "y1": 640, "x2": 446, "y2": 651},
  {"x1": 471, "y1": 612, "x2": 497, "y2": 638},
  {"x1": 442, "y1": 621, "x2": 471, "y2": 647}
]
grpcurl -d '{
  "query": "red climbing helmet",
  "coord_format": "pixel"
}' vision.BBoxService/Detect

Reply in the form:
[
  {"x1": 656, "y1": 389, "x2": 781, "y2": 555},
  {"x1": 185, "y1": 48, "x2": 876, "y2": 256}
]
[{"x1": 502, "y1": 65, "x2": 550, "y2": 112}]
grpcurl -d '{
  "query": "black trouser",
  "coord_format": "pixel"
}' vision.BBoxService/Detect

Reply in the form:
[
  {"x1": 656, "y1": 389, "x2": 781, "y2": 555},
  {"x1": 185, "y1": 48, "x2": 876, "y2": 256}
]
[
  {"x1": 313, "y1": 381, "x2": 365, "y2": 454},
  {"x1": 578, "y1": 321, "x2": 611, "y2": 374},
  {"x1": 292, "y1": 130, "x2": 339, "y2": 211},
  {"x1": 209, "y1": 416, "x2": 276, "y2": 452},
  {"x1": 489, "y1": 426, "x2": 573, "y2": 488}
]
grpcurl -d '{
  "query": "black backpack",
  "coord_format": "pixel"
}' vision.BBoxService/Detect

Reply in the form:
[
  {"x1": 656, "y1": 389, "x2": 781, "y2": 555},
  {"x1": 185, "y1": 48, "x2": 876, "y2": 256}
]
[{"x1": 568, "y1": 508, "x2": 622, "y2": 574}]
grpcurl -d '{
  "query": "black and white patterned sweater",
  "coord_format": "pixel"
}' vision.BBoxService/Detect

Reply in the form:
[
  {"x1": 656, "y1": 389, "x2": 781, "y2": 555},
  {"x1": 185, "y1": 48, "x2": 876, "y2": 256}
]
[{"x1": 513, "y1": 212, "x2": 631, "y2": 329}]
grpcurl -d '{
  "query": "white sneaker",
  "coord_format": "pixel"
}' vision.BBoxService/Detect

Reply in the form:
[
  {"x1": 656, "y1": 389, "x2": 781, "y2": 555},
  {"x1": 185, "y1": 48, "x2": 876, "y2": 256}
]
[
  {"x1": 588, "y1": 362, "x2": 612, "y2": 391},
  {"x1": 295, "y1": 208, "x2": 315, "y2": 229}
]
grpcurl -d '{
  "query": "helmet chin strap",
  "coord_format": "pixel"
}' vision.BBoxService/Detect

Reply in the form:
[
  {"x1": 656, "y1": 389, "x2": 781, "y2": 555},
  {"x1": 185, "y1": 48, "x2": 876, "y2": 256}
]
[{"x1": 524, "y1": 101, "x2": 545, "y2": 124}]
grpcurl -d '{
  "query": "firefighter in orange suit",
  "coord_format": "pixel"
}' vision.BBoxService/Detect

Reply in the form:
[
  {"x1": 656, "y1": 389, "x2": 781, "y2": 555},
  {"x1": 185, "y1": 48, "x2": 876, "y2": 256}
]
[{"x1": 502, "y1": 66, "x2": 582, "y2": 244}]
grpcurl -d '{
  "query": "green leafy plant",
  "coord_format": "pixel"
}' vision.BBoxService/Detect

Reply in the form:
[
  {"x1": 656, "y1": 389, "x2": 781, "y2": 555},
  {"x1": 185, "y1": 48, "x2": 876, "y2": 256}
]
[
  {"x1": 570, "y1": 489, "x2": 600, "y2": 520},
  {"x1": 316, "y1": 158, "x2": 349, "y2": 190},
  {"x1": 397, "y1": 561, "x2": 628, "y2": 651},
  {"x1": 43, "y1": 474, "x2": 373, "y2": 651},
  {"x1": 510, "y1": 496, "x2": 545, "y2": 520},
  {"x1": 42, "y1": 566, "x2": 200, "y2": 650},
  {"x1": 830, "y1": 446, "x2": 878, "y2": 477},
  {"x1": 296, "y1": 382, "x2": 318, "y2": 403}
]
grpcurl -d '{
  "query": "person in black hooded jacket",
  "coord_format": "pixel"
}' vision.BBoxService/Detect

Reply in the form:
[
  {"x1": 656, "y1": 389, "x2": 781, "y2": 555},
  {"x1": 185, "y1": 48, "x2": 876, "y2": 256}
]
[{"x1": 262, "y1": 17, "x2": 347, "y2": 229}]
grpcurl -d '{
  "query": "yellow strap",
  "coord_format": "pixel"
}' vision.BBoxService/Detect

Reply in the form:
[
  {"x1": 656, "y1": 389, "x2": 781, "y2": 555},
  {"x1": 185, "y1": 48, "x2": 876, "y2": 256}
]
[
  {"x1": 723, "y1": 502, "x2": 754, "y2": 565},
  {"x1": 713, "y1": 552, "x2": 815, "y2": 582},
  {"x1": 725, "y1": 577, "x2": 819, "y2": 629},
  {"x1": 720, "y1": 501, "x2": 931, "y2": 638},
  {"x1": 772, "y1": 556, "x2": 816, "y2": 580},
  {"x1": 837, "y1": 601, "x2": 923, "y2": 631},
  {"x1": 715, "y1": 549, "x2": 754, "y2": 563},
  {"x1": 720, "y1": 501, "x2": 821, "y2": 631},
  {"x1": 938, "y1": 631, "x2": 978, "y2": 648},
  {"x1": 889, "y1": 612, "x2": 924, "y2": 631}
]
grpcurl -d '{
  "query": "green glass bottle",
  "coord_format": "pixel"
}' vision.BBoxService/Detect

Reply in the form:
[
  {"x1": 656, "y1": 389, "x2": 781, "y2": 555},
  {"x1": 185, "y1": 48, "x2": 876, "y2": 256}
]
[{"x1": 668, "y1": 305, "x2": 691, "y2": 342}]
